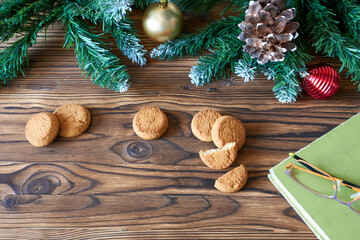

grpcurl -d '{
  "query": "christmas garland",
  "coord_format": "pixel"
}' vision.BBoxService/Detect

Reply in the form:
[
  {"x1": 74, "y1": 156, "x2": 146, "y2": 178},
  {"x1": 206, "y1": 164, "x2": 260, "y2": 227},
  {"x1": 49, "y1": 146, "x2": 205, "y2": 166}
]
[
  {"x1": 0, "y1": 0, "x2": 152, "y2": 92},
  {"x1": 152, "y1": 0, "x2": 360, "y2": 103},
  {"x1": 1, "y1": 0, "x2": 360, "y2": 103}
]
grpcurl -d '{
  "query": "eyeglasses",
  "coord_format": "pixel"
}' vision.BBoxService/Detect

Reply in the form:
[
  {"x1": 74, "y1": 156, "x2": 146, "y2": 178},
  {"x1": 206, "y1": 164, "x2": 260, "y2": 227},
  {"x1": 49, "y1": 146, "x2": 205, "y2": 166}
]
[{"x1": 285, "y1": 153, "x2": 360, "y2": 215}]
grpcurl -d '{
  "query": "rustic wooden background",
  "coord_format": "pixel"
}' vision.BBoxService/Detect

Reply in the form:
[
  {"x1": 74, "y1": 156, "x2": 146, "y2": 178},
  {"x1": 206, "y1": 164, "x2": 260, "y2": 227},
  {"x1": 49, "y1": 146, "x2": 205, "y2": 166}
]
[{"x1": 0, "y1": 6, "x2": 359, "y2": 240}]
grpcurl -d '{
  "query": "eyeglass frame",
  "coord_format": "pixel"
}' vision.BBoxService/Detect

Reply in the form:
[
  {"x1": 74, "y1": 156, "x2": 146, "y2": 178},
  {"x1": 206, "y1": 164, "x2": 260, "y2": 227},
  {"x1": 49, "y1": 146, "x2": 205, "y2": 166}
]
[{"x1": 284, "y1": 153, "x2": 360, "y2": 215}]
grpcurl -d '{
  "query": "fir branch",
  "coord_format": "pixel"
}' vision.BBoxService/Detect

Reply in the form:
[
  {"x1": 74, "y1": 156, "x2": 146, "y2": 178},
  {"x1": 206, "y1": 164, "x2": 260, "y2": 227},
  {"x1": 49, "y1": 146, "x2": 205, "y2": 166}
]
[
  {"x1": 151, "y1": 16, "x2": 243, "y2": 60},
  {"x1": 0, "y1": 0, "x2": 55, "y2": 42},
  {"x1": 89, "y1": 0, "x2": 147, "y2": 66},
  {"x1": 262, "y1": 53, "x2": 303, "y2": 103},
  {"x1": 270, "y1": 67, "x2": 299, "y2": 103},
  {"x1": 133, "y1": 0, "x2": 156, "y2": 9},
  {"x1": 306, "y1": 0, "x2": 360, "y2": 89},
  {"x1": 0, "y1": 14, "x2": 56, "y2": 83},
  {"x1": 61, "y1": 14, "x2": 130, "y2": 92},
  {"x1": 234, "y1": 54, "x2": 258, "y2": 82},
  {"x1": 0, "y1": 0, "x2": 33, "y2": 19},
  {"x1": 93, "y1": 0, "x2": 134, "y2": 21},
  {"x1": 337, "y1": 0, "x2": 360, "y2": 41},
  {"x1": 171, "y1": 0, "x2": 220, "y2": 13},
  {"x1": 189, "y1": 39, "x2": 243, "y2": 86},
  {"x1": 64, "y1": 1, "x2": 146, "y2": 66},
  {"x1": 107, "y1": 20, "x2": 147, "y2": 66},
  {"x1": 260, "y1": 38, "x2": 312, "y2": 103},
  {"x1": 231, "y1": 0, "x2": 256, "y2": 12}
]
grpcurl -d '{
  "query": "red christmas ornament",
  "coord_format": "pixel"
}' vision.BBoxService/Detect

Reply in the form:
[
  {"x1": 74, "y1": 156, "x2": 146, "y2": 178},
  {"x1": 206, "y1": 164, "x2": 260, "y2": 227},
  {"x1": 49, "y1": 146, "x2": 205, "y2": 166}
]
[{"x1": 301, "y1": 64, "x2": 341, "y2": 99}]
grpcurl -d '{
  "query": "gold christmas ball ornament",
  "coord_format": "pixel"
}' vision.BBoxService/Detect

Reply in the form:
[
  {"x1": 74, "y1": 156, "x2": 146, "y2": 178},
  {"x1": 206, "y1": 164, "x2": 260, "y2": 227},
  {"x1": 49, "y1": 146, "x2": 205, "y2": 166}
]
[{"x1": 142, "y1": 0, "x2": 183, "y2": 43}]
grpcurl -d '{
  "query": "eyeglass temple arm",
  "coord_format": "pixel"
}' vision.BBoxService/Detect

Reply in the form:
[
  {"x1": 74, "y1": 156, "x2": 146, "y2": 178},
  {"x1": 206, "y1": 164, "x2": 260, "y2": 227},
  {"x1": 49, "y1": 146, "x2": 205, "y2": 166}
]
[{"x1": 289, "y1": 153, "x2": 360, "y2": 192}]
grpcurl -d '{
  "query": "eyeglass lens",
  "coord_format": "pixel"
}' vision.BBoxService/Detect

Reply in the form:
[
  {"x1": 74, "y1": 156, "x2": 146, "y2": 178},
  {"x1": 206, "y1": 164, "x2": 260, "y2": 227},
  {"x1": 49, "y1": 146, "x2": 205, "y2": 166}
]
[
  {"x1": 290, "y1": 161, "x2": 335, "y2": 198},
  {"x1": 290, "y1": 160, "x2": 360, "y2": 213}
]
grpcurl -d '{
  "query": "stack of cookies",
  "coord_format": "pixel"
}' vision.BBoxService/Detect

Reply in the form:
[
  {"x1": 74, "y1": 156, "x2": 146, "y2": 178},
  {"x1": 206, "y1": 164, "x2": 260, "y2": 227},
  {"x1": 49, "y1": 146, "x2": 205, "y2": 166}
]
[
  {"x1": 191, "y1": 110, "x2": 248, "y2": 193},
  {"x1": 25, "y1": 104, "x2": 91, "y2": 147}
]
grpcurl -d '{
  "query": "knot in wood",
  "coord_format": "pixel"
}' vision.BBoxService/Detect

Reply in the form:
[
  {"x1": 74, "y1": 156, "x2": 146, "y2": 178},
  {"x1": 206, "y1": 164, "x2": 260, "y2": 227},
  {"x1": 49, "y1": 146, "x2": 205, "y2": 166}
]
[
  {"x1": 207, "y1": 88, "x2": 216, "y2": 92},
  {"x1": 3, "y1": 195, "x2": 18, "y2": 208},
  {"x1": 127, "y1": 142, "x2": 152, "y2": 159},
  {"x1": 26, "y1": 177, "x2": 54, "y2": 194}
]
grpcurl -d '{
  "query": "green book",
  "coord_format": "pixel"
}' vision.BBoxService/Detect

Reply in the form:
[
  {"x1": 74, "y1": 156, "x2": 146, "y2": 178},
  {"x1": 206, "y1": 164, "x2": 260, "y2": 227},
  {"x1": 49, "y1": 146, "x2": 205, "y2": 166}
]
[{"x1": 268, "y1": 113, "x2": 360, "y2": 240}]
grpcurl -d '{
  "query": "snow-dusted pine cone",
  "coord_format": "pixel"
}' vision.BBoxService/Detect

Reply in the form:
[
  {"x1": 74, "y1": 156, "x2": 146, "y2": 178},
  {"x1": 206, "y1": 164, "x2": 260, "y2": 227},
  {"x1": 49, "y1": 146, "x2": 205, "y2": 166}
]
[{"x1": 238, "y1": 0, "x2": 299, "y2": 64}]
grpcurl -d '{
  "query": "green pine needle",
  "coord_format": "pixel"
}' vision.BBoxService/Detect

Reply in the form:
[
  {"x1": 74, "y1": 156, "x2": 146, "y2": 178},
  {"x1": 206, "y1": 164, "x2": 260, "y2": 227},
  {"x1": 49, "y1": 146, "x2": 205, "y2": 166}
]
[
  {"x1": 337, "y1": 0, "x2": 360, "y2": 41},
  {"x1": 151, "y1": 16, "x2": 243, "y2": 60},
  {"x1": 107, "y1": 19, "x2": 147, "y2": 66},
  {"x1": 62, "y1": 13, "x2": 130, "y2": 92},
  {"x1": 133, "y1": 0, "x2": 156, "y2": 9},
  {"x1": 0, "y1": 0, "x2": 57, "y2": 83},
  {"x1": 234, "y1": 54, "x2": 258, "y2": 82},
  {"x1": 306, "y1": 0, "x2": 360, "y2": 89},
  {"x1": 0, "y1": 0, "x2": 55, "y2": 42},
  {"x1": 189, "y1": 39, "x2": 243, "y2": 86}
]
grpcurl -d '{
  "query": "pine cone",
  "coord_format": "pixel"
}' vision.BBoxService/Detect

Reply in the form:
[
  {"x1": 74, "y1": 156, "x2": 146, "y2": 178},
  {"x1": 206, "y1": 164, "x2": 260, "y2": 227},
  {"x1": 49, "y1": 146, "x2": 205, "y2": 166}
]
[{"x1": 238, "y1": 0, "x2": 299, "y2": 64}]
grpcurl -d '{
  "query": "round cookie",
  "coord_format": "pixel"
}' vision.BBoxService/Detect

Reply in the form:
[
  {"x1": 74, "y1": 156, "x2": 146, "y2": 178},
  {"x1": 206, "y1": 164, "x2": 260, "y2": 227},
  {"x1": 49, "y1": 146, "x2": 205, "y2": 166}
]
[
  {"x1": 54, "y1": 104, "x2": 91, "y2": 137},
  {"x1": 191, "y1": 109, "x2": 222, "y2": 142},
  {"x1": 133, "y1": 107, "x2": 168, "y2": 140},
  {"x1": 211, "y1": 115, "x2": 246, "y2": 151},
  {"x1": 25, "y1": 112, "x2": 59, "y2": 147}
]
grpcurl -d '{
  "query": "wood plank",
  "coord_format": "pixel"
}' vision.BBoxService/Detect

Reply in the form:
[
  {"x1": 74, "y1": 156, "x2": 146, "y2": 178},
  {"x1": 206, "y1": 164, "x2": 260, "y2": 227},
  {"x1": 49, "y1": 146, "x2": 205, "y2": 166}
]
[{"x1": 0, "y1": 5, "x2": 359, "y2": 240}]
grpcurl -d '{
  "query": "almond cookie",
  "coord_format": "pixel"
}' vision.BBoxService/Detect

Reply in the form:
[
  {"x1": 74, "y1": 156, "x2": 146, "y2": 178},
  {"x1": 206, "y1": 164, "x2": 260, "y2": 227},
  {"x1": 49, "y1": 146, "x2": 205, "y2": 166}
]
[
  {"x1": 191, "y1": 109, "x2": 222, "y2": 142},
  {"x1": 54, "y1": 104, "x2": 91, "y2": 137},
  {"x1": 133, "y1": 107, "x2": 168, "y2": 140},
  {"x1": 25, "y1": 112, "x2": 59, "y2": 147},
  {"x1": 199, "y1": 142, "x2": 237, "y2": 169},
  {"x1": 215, "y1": 164, "x2": 248, "y2": 193},
  {"x1": 211, "y1": 115, "x2": 246, "y2": 151}
]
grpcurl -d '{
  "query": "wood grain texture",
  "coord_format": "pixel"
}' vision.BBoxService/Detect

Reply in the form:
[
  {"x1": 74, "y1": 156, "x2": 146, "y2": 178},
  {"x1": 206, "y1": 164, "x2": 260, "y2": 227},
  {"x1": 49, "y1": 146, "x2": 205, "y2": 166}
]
[{"x1": 0, "y1": 6, "x2": 359, "y2": 239}]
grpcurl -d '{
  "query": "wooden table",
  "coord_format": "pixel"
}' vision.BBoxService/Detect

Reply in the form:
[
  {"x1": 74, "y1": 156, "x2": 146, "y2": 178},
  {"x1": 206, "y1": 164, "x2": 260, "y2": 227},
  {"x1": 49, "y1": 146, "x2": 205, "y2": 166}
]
[{"x1": 1, "y1": 7, "x2": 359, "y2": 240}]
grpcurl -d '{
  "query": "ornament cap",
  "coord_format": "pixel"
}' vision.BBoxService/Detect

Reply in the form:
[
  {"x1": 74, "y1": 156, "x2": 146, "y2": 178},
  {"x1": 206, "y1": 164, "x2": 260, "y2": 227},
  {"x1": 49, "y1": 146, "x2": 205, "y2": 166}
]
[
  {"x1": 299, "y1": 70, "x2": 309, "y2": 79},
  {"x1": 159, "y1": 0, "x2": 168, "y2": 8}
]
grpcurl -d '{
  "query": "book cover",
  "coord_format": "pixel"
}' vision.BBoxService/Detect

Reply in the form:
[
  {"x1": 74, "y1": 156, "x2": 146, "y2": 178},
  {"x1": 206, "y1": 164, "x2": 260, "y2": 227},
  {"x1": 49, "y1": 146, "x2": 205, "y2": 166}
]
[{"x1": 268, "y1": 113, "x2": 360, "y2": 240}]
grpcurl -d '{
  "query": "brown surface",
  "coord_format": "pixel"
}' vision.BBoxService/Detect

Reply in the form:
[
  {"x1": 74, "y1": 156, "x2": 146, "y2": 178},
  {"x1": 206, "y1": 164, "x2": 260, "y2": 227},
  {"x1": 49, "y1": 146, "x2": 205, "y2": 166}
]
[{"x1": 0, "y1": 6, "x2": 359, "y2": 240}]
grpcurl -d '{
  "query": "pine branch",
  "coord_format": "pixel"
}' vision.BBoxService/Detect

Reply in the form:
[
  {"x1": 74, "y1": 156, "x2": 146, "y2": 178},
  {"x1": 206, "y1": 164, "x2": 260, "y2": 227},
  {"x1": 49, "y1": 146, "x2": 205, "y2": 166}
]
[
  {"x1": 171, "y1": 0, "x2": 221, "y2": 13},
  {"x1": 306, "y1": 0, "x2": 360, "y2": 89},
  {"x1": 0, "y1": 0, "x2": 55, "y2": 42},
  {"x1": 88, "y1": 0, "x2": 147, "y2": 66},
  {"x1": 337, "y1": 0, "x2": 360, "y2": 41},
  {"x1": 0, "y1": 0, "x2": 33, "y2": 19},
  {"x1": 234, "y1": 54, "x2": 258, "y2": 82},
  {"x1": 89, "y1": 0, "x2": 134, "y2": 22},
  {"x1": 261, "y1": 55, "x2": 302, "y2": 103},
  {"x1": 133, "y1": 0, "x2": 156, "y2": 9},
  {"x1": 61, "y1": 13, "x2": 130, "y2": 92},
  {"x1": 260, "y1": 38, "x2": 312, "y2": 103},
  {"x1": 0, "y1": 13, "x2": 56, "y2": 83},
  {"x1": 151, "y1": 16, "x2": 243, "y2": 60},
  {"x1": 270, "y1": 67, "x2": 300, "y2": 103},
  {"x1": 231, "y1": 0, "x2": 257, "y2": 12},
  {"x1": 65, "y1": 1, "x2": 146, "y2": 66},
  {"x1": 107, "y1": 20, "x2": 147, "y2": 66},
  {"x1": 189, "y1": 39, "x2": 243, "y2": 86}
]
